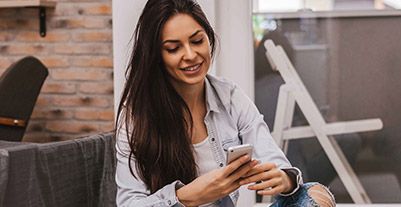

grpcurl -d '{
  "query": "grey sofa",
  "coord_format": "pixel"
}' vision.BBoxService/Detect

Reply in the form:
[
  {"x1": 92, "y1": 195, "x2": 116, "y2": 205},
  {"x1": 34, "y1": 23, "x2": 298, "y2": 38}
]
[{"x1": 0, "y1": 133, "x2": 116, "y2": 207}]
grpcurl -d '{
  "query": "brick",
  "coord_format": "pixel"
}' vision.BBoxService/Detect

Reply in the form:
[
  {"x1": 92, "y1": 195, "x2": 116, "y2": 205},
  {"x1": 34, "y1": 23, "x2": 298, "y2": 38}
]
[
  {"x1": 47, "y1": 108, "x2": 75, "y2": 119},
  {"x1": 99, "y1": 110, "x2": 114, "y2": 120},
  {"x1": 35, "y1": 95, "x2": 52, "y2": 107},
  {"x1": 16, "y1": 31, "x2": 70, "y2": 42},
  {"x1": 0, "y1": 58, "x2": 13, "y2": 69},
  {"x1": 74, "y1": 108, "x2": 114, "y2": 120},
  {"x1": 23, "y1": 132, "x2": 54, "y2": 143},
  {"x1": 51, "y1": 69, "x2": 111, "y2": 81},
  {"x1": 0, "y1": 19, "x2": 37, "y2": 30},
  {"x1": 0, "y1": 9, "x2": 17, "y2": 17},
  {"x1": 31, "y1": 109, "x2": 47, "y2": 119},
  {"x1": 99, "y1": 122, "x2": 114, "y2": 132},
  {"x1": 52, "y1": 95, "x2": 110, "y2": 107},
  {"x1": 54, "y1": 4, "x2": 82, "y2": 16},
  {"x1": 46, "y1": 121, "x2": 99, "y2": 133},
  {"x1": 51, "y1": 134, "x2": 77, "y2": 142},
  {"x1": 26, "y1": 121, "x2": 46, "y2": 132},
  {"x1": 42, "y1": 82, "x2": 76, "y2": 94},
  {"x1": 81, "y1": 3, "x2": 111, "y2": 15},
  {"x1": 31, "y1": 108, "x2": 74, "y2": 119},
  {"x1": 72, "y1": 56, "x2": 113, "y2": 68},
  {"x1": 1, "y1": 44, "x2": 48, "y2": 55},
  {"x1": 74, "y1": 109, "x2": 100, "y2": 120},
  {"x1": 14, "y1": 8, "x2": 37, "y2": 17},
  {"x1": 78, "y1": 81, "x2": 113, "y2": 94},
  {"x1": 55, "y1": 3, "x2": 111, "y2": 16},
  {"x1": 54, "y1": 44, "x2": 111, "y2": 55},
  {"x1": 50, "y1": 18, "x2": 109, "y2": 29},
  {"x1": 72, "y1": 31, "x2": 112, "y2": 42},
  {"x1": 0, "y1": 32, "x2": 15, "y2": 41},
  {"x1": 39, "y1": 56, "x2": 70, "y2": 68}
]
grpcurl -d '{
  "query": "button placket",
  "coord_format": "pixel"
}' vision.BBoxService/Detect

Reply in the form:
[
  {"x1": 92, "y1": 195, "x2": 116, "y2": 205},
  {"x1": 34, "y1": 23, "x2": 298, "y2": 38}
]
[{"x1": 205, "y1": 115, "x2": 224, "y2": 168}]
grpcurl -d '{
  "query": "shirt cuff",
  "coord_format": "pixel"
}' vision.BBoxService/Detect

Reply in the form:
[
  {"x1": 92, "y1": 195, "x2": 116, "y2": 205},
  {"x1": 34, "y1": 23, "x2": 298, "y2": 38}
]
[
  {"x1": 279, "y1": 167, "x2": 303, "y2": 196},
  {"x1": 172, "y1": 181, "x2": 186, "y2": 206}
]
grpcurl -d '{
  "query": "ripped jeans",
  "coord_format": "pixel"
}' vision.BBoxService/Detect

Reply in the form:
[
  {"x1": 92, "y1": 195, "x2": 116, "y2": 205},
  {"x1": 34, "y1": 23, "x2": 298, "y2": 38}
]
[{"x1": 269, "y1": 182, "x2": 336, "y2": 207}]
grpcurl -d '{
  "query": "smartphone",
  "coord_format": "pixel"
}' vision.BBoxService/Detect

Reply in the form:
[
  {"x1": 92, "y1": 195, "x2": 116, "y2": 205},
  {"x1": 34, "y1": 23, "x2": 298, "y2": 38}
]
[{"x1": 226, "y1": 144, "x2": 253, "y2": 164}]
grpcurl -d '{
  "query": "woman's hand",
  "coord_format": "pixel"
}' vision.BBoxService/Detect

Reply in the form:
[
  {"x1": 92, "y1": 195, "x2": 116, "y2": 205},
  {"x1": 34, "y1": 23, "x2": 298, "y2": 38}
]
[
  {"x1": 176, "y1": 155, "x2": 258, "y2": 207},
  {"x1": 239, "y1": 162, "x2": 294, "y2": 196}
]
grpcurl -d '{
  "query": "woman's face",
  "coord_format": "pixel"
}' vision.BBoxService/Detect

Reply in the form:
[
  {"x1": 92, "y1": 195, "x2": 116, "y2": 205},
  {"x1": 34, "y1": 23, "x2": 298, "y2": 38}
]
[{"x1": 160, "y1": 13, "x2": 211, "y2": 89}]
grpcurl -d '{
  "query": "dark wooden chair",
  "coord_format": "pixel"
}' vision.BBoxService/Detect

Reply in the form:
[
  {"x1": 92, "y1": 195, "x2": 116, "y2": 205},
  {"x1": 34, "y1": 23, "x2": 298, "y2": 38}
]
[{"x1": 0, "y1": 56, "x2": 48, "y2": 142}]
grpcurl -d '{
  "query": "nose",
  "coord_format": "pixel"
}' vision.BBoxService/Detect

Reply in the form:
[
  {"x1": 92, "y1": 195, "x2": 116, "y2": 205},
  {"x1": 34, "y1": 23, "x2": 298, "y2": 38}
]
[{"x1": 183, "y1": 45, "x2": 196, "y2": 61}]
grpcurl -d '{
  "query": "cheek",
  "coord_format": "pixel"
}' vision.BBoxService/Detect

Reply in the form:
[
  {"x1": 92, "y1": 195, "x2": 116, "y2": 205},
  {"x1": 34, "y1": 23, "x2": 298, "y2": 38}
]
[
  {"x1": 202, "y1": 48, "x2": 212, "y2": 63},
  {"x1": 162, "y1": 53, "x2": 178, "y2": 70},
  {"x1": 202, "y1": 43, "x2": 212, "y2": 60}
]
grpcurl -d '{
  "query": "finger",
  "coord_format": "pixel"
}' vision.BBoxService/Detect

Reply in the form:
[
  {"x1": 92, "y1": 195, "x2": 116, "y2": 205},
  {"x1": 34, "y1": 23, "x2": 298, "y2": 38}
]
[
  {"x1": 228, "y1": 159, "x2": 259, "y2": 181},
  {"x1": 240, "y1": 167, "x2": 281, "y2": 185},
  {"x1": 243, "y1": 162, "x2": 276, "y2": 178},
  {"x1": 223, "y1": 155, "x2": 252, "y2": 176},
  {"x1": 222, "y1": 180, "x2": 242, "y2": 196},
  {"x1": 240, "y1": 171, "x2": 270, "y2": 186},
  {"x1": 241, "y1": 162, "x2": 264, "y2": 178},
  {"x1": 256, "y1": 184, "x2": 286, "y2": 196},
  {"x1": 248, "y1": 177, "x2": 282, "y2": 191}
]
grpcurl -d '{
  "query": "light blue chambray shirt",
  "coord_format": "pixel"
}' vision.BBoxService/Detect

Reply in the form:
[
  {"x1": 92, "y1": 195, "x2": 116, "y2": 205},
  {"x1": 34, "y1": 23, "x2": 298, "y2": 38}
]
[{"x1": 115, "y1": 74, "x2": 302, "y2": 207}]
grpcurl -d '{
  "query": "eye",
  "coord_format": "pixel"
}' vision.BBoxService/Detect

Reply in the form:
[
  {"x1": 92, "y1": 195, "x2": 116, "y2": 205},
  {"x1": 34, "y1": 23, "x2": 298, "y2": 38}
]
[
  {"x1": 165, "y1": 47, "x2": 179, "y2": 53},
  {"x1": 192, "y1": 38, "x2": 203, "y2": 45}
]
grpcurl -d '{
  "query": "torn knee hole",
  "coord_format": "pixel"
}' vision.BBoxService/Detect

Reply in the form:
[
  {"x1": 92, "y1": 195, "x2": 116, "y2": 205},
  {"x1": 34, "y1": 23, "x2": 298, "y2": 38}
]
[{"x1": 307, "y1": 185, "x2": 336, "y2": 207}]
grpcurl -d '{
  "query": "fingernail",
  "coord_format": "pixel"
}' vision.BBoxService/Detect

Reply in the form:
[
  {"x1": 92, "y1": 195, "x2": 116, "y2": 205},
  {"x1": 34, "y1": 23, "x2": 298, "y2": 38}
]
[{"x1": 243, "y1": 155, "x2": 249, "y2": 160}]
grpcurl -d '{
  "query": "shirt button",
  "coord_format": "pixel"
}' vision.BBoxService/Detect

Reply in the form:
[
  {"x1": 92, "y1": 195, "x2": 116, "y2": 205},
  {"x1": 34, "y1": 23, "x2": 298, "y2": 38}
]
[
  {"x1": 211, "y1": 138, "x2": 215, "y2": 141},
  {"x1": 219, "y1": 163, "x2": 223, "y2": 167},
  {"x1": 167, "y1": 200, "x2": 171, "y2": 205}
]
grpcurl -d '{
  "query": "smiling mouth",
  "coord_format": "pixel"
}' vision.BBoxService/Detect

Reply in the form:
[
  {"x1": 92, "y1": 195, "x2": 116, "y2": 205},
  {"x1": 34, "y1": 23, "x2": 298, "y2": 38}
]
[{"x1": 180, "y1": 62, "x2": 202, "y2": 71}]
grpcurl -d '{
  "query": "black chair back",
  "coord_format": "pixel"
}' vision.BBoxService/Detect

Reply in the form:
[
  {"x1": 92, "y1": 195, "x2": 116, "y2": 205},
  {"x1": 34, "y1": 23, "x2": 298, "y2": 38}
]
[{"x1": 0, "y1": 56, "x2": 48, "y2": 141}]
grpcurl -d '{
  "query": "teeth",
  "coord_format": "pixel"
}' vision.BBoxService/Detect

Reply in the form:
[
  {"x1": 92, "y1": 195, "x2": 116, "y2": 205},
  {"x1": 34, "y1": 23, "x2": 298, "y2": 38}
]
[{"x1": 181, "y1": 64, "x2": 200, "y2": 71}]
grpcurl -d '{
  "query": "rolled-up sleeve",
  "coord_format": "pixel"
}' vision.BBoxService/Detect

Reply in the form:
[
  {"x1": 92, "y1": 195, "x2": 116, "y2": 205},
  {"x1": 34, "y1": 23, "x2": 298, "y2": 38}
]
[
  {"x1": 115, "y1": 128, "x2": 185, "y2": 206},
  {"x1": 230, "y1": 85, "x2": 303, "y2": 195}
]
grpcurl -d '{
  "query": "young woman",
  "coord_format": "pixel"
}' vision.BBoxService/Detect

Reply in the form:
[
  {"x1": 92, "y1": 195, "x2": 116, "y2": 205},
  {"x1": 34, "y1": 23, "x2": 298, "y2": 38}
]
[{"x1": 115, "y1": 0, "x2": 336, "y2": 206}]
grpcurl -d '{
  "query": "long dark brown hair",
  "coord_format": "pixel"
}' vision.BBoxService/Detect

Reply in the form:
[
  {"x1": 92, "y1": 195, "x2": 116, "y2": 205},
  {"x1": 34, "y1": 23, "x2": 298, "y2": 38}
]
[{"x1": 116, "y1": 0, "x2": 216, "y2": 193}]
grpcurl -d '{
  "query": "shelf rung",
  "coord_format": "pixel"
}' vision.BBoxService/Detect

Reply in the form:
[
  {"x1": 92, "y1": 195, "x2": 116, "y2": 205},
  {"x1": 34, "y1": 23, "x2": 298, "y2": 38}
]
[{"x1": 280, "y1": 119, "x2": 383, "y2": 140}]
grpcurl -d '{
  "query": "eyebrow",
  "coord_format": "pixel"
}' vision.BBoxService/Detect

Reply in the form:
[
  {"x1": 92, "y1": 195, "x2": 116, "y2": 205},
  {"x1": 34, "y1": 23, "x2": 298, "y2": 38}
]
[{"x1": 162, "y1": 30, "x2": 204, "y2": 44}]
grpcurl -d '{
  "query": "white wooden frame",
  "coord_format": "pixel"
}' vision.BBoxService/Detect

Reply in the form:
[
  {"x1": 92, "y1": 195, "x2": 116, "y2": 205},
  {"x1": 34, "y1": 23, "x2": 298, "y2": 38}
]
[{"x1": 264, "y1": 40, "x2": 383, "y2": 204}]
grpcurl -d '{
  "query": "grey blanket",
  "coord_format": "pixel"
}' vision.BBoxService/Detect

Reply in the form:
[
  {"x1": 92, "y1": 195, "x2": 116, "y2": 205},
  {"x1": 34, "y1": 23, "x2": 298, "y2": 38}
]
[{"x1": 0, "y1": 133, "x2": 116, "y2": 207}]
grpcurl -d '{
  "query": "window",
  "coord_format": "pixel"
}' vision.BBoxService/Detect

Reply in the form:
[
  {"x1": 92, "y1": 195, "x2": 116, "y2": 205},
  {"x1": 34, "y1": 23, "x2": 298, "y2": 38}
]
[{"x1": 253, "y1": 0, "x2": 401, "y2": 203}]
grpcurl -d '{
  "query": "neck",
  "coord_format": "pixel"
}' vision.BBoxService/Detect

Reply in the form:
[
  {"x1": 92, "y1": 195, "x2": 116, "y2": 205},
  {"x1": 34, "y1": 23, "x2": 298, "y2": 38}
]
[{"x1": 172, "y1": 80, "x2": 205, "y2": 111}]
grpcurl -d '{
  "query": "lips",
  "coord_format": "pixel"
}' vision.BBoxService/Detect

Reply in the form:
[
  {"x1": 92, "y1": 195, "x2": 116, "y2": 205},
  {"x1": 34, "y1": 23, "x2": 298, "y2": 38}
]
[{"x1": 179, "y1": 62, "x2": 202, "y2": 71}]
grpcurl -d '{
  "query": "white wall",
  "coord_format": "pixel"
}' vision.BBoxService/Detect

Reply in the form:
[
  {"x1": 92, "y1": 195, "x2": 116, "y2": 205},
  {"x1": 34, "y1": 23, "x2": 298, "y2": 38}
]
[
  {"x1": 112, "y1": 0, "x2": 255, "y2": 206},
  {"x1": 112, "y1": 0, "x2": 146, "y2": 114},
  {"x1": 214, "y1": 0, "x2": 254, "y2": 100}
]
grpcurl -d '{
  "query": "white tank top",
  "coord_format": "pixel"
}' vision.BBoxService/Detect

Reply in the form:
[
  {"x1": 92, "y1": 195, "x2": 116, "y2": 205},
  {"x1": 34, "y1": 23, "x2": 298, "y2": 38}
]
[{"x1": 193, "y1": 137, "x2": 220, "y2": 207}]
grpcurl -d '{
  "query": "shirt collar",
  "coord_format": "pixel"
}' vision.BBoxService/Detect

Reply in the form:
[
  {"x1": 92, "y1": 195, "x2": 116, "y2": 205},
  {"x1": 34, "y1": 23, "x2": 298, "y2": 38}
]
[{"x1": 205, "y1": 74, "x2": 232, "y2": 113}]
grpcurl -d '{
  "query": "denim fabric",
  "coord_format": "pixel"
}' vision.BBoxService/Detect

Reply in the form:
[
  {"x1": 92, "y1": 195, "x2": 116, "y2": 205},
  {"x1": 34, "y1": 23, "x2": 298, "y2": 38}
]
[
  {"x1": 269, "y1": 182, "x2": 324, "y2": 207},
  {"x1": 115, "y1": 75, "x2": 302, "y2": 207}
]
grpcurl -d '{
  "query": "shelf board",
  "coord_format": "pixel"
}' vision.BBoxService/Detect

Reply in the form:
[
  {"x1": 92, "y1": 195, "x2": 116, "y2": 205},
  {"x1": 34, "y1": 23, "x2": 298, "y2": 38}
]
[{"x1": 0, "y1": 0, "x2": 56, "y2": 8}]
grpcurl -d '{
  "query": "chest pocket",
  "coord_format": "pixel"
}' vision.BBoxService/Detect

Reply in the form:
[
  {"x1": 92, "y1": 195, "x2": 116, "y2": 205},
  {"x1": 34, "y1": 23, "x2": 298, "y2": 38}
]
[{"x1": 221, "y1": 137, "x2": 242, "y2": 152}]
